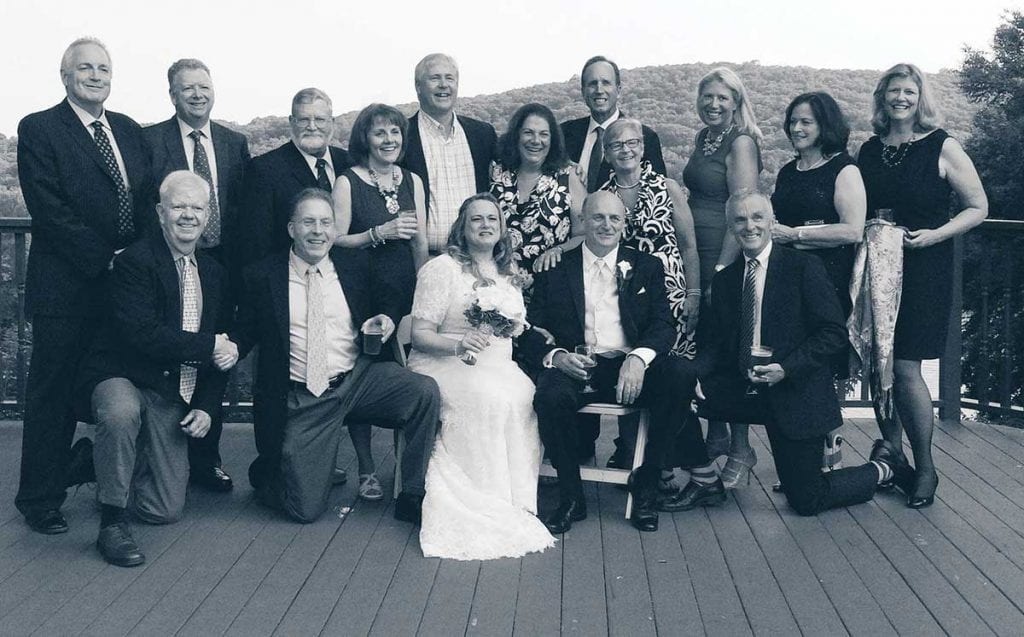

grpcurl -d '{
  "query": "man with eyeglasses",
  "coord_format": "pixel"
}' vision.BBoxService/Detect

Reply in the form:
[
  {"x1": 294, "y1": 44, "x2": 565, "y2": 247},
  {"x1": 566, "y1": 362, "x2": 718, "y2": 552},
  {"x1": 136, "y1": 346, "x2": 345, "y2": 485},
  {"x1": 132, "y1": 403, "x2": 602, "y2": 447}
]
[
  {"x1": 241, "y1": 88, "x2": 351, "y2": 267},
  {"x1": 561, "y1": 55, "x2": 666, "y2": 193},
  {"x1": 144, "y1": 58, "x2": 251, "y2": 494},
  {"x1": 79, "y1": 171, "x2": 237, "y2": 566}
]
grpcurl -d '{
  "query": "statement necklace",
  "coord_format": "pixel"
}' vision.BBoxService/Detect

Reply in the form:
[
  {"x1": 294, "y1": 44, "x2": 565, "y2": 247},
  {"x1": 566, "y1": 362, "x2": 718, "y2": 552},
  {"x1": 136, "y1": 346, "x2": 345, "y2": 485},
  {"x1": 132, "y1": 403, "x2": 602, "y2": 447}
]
[
  {"x1": 881, "y1": 133, "x2": 916, "y2": 169},
  {"x1": 702, "y1": 124, "x2": 734, "y2": 156},
  {"x1": 368, "y1": 166, "x2": 403, "y2": 214}
]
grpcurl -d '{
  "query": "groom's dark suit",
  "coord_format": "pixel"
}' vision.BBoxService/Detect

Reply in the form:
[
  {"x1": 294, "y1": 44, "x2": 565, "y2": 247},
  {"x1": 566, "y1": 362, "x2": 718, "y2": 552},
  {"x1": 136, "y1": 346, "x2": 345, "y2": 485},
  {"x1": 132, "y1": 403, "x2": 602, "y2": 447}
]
[
  {"x1": 521, "y1": 244, "x2": 707, "y2": 503},
  {"x1": 699, "y1": 244, "x2": 879, "y2": 515}
]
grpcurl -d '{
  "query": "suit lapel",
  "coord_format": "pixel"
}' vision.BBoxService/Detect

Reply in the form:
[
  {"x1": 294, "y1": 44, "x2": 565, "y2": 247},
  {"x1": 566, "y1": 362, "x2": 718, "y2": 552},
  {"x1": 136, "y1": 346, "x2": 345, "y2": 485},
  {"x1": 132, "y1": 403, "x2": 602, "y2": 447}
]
[
  {"x1": 196, "y1": 253, "x2": 219, "y2": 331},
  {"x1": 615, "y1": 246, "x2": 638, "y2": 336},
  {"x1": 269, "y1": 251, "x2": 292, "y2": 349},
  {"x1": 285, "y1": 141, "x2": 317, "y2": 187},
  {"x1": 564, "y1": 247, "x2": 586, "y2": 335},
  {"x1": 58, "y1": 100, "x2": 118, "y2": 183},
  {"x1": 150, "y1": 234, "x2": 183, "y2": 326},
  {"x1": 210, "y1": 122, "x2": 231, "y2": 201},
  {"x1": 761, "y1": 247, "x2": 785, "y2": 347},
  {"x1": 331, "y1": 249, "x2": 365, "y2": 325},
  {"x1": 108, "y1": 113, "x2": 145, "y2": 195},
  {"x1": 164, "y1": 118, "x2": 190, "y2": 172}
]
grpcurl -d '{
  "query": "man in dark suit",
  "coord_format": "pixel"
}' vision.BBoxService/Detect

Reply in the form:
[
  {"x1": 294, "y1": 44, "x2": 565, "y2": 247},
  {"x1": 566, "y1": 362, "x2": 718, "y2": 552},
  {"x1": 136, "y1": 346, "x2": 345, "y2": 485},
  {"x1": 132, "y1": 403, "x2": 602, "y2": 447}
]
[
  {"x1": 561, "y1": 56, "x2": 666, "y2": 193},
  {"x1": 240, "y1": 88, "x2": 350, "y2": 267},
  {"x1": 80, "y1": 171, "x2": 235, "y2": 566},
  {"x1": 399, "y1": 53, "x2": 496, "y2": 255},
  {"x1": 144, "y1": 58, "x2": 251, "y2": 492},
  {"x1": 697, "y1": 192, "x2": 900, "y2": 516},
  {"x1": 15, "y1": 38, "x2": 155, "y2": 534},
  {"x1": 521, "y1": 192, "x2": 718, "y2": 533},
  {"x1": 232, "y1": 188, "x2": 440, "y2": 524}
]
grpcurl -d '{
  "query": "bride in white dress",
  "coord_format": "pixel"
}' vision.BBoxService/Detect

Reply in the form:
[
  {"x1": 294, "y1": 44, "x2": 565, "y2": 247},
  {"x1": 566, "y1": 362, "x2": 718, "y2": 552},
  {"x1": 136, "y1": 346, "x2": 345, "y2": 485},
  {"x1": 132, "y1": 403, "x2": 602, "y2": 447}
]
[{"x1": 409, "y1": 194, "x2": 554, "y2": 560}]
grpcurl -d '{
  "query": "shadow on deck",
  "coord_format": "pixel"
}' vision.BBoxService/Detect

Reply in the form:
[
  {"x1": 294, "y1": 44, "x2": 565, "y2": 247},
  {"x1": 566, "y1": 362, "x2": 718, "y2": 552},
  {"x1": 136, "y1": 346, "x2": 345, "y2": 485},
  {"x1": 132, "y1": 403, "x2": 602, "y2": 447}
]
[{"x1": 1, "y1": 416, "x2": 1023, "y2": 636}]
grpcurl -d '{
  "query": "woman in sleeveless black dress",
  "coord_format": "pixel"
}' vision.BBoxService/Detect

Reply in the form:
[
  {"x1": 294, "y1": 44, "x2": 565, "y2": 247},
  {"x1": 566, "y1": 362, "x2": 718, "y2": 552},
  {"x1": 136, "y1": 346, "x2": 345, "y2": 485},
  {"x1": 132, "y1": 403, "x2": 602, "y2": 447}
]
[
  {"x1": 858, "y1": 65, "x2": 987, "y2": 508},
  {"x1": 333, "y1": 104, "x2": 429, "y2": 500},
  {"x1": 771, "y1": 92, "x2": 866, "y2": 380}
]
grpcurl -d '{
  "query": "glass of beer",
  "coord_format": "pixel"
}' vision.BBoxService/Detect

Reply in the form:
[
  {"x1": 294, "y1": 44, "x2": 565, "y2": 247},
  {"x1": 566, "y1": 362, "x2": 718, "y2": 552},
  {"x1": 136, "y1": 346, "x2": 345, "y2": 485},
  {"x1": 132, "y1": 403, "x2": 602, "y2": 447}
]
[
  {"x1": 363, "y1": 323, "x2": 384, "y2": 355},
  {"x1": 746, "y1": 345, "x2": 774, "y2": 395},
  {"x1": 575, "y1": 344, "x2": 597, "y2": 393},
  {"x1": 876, "y1": 208, "x2": 894, "y2": 223}
]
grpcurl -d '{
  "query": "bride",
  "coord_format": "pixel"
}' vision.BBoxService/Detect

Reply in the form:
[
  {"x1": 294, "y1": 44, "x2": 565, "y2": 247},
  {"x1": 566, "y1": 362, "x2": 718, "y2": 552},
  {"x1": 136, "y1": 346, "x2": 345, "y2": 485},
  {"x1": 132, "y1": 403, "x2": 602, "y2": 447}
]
[{"x1": 409, "y1": 193, "x2": 555, "y2": 560}]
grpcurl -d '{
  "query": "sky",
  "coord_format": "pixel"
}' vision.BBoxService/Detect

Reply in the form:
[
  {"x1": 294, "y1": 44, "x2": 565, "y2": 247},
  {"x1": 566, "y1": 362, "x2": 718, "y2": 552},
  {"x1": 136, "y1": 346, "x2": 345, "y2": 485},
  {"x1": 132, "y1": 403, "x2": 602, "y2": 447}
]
[{"x1": 1, "y1": 0, "x2": 1020, "y2": 136}]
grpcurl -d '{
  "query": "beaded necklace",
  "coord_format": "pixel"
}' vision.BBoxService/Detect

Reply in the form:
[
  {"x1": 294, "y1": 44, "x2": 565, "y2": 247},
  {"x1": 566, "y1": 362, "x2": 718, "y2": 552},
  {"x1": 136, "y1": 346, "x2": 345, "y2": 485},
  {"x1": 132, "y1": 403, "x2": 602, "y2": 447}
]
[
  {"x1": 368, "y1": 166, "x2": 403, "y2": 214},
  {"x1": 880, "y1": 133, "x2": 917, "y2": 169},
  {"x1": 702, "y1": 124, "x2": 734, "y2": 156}
]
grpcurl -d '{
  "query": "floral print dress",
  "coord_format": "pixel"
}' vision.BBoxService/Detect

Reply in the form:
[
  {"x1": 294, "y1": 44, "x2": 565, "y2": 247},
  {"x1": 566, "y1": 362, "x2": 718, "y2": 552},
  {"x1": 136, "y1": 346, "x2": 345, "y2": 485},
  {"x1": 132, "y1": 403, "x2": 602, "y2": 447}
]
[{"x1": 490, "y1": 163, "x2": 574, "y2": 274}]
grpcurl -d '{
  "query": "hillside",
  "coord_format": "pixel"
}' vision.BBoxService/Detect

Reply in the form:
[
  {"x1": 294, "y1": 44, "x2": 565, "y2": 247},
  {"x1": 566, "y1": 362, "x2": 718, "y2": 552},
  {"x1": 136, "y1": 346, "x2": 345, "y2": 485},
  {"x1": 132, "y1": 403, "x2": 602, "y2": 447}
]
[{"x1": 0, "y1": 61, "x2": 976, "y2": 218}]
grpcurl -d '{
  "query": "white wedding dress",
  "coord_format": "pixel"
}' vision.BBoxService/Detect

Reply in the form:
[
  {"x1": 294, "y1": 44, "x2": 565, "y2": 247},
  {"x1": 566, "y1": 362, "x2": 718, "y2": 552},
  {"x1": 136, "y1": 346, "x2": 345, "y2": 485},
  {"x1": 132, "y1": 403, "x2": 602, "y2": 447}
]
[{"x1": 410, "y1": 255, "x2": 555, "y2": 560}]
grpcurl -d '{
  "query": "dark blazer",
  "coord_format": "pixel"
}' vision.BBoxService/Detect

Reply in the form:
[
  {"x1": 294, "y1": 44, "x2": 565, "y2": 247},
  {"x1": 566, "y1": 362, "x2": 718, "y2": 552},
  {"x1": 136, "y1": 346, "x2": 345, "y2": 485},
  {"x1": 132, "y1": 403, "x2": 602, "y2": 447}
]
[
  {"x1": 17, "y1": 99, "x2": 156, "y2": 317},
  {"x1": 698, "y1": 245, "x2": 847, "y2": 439},
  {"x1": 239, "y1": 141, "x2": 350, "y2": 266},
  {"x1": 400, "y1": 111, "x2": 496, "y2": 217},
  {"x1": 232, "y1": 247, "x2": 375, "y2": 468},
  {"x1": 519, "y1": 244, "x2": 676, "y2": 367},
  {"x1": 144, "y1": 117, "x2": 250, "y2": 258},
  {"x1": 560, "y1": 115, "x2": 666, "y2": 191},
  {"x1": 79, "y1": 233, "x2": 231, "y2": 416}
]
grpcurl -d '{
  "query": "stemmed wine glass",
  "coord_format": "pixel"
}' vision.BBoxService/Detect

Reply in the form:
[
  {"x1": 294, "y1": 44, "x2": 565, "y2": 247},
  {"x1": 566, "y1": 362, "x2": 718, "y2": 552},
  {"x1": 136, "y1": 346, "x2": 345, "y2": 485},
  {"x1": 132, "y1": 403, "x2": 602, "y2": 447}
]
[{"x1": 575, "y1": 344, "x2": 597, "y2": 393}]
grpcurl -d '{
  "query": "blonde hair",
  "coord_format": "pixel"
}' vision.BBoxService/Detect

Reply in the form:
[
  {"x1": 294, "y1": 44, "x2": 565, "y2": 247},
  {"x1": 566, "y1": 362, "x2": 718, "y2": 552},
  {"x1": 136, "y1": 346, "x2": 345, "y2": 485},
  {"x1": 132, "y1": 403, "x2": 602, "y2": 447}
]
[
  {"x1": 696, "y1": 67, "x2": 763, "y2": 144},
  {"x1": 871, "y1": 63, "x2": 942, "y2": 135}
]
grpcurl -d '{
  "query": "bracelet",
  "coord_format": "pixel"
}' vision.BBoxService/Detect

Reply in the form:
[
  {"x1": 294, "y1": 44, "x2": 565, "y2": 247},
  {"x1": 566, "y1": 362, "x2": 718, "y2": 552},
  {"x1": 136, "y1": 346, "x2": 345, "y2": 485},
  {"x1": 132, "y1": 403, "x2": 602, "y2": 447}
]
[
  {"x1": 368, "y1": 227, "x2": 379, "y2": 246},
  {"x1": 685, "y1": 288, "x2": 702, "y2": 298},
  {"x1": 796, "y1": 227, "x2": 805, "y2": 242}
]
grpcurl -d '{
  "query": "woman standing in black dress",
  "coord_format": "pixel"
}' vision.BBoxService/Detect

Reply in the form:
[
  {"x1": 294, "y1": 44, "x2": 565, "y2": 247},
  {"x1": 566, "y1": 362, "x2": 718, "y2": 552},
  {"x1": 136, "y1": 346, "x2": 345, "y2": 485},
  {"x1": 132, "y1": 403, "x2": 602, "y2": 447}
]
[
  {"x1": 858, "y1": 64, "x2": 987, "y2": 508},
  {"x1": 771, "y1": 91, "x2": 866, "y2": 378}
]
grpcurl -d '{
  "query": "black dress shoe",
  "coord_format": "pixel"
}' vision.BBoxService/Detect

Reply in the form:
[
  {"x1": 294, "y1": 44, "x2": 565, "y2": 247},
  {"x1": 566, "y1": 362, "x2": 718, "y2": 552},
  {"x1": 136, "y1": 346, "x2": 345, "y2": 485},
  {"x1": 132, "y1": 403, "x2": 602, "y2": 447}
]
[
  {"x1": 190, "y1": 465, "x2": 233, "y2": 492},
  {"x1": 331, "y1": 467, "x2": 348, "y2": 486},
  {"x1": 97, "y1": 522, "x2": 145, "y2": 567},
  {"x1": 869, "y1": 440, "x2": 915, "y2": 493},
  {"x1": 26, "y1": 509, "x2": 68, "y2": 535},
  {"x1": 65, "y1": 437, "x2": 96, "y2": 488},
  {"x1": 659, "y1": 479, "x2": 727, "y2": 512},
  {"x1": 907, "y1": 469, "x2": 938, "y2": 509},
  {"x1": 630, "y1": 498, "x2": 659, "y2": 532},
  {"x1": 543, "y1": 500, "x2": 587, "y2": 534},
  {"x1": 394, "y1": 492, "x2": 423, "y2": 525}
]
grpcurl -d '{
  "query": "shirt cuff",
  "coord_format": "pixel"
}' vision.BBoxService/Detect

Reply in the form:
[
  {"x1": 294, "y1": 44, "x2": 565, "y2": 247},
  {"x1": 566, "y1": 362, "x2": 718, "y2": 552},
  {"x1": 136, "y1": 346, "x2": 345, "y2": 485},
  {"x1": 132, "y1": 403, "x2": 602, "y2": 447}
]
[
  {"x1": 628, "y1": 347, "x2": 656, "y2": 368},
  {"x1": 543, "y1": 348, "x2": 568, "y2": 368}
]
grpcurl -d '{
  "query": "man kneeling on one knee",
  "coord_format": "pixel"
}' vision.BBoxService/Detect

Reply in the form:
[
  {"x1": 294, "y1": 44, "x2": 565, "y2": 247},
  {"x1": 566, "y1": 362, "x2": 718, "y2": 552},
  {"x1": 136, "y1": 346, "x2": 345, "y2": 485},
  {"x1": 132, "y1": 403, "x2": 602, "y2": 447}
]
[
  {"x1": 80, "y1": 171, "x2": 237, "y2": 566},
  {"x1": 698, "y1": 191, "x2": 901, "y2": 516}
]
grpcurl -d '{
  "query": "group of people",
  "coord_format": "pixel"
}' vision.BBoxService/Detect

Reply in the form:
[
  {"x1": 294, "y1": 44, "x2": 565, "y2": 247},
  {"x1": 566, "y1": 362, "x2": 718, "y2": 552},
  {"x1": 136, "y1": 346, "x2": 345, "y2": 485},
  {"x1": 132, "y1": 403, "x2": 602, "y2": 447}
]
[{"x1": 15, "y1": 38, "x2": 987, "y2": 567}]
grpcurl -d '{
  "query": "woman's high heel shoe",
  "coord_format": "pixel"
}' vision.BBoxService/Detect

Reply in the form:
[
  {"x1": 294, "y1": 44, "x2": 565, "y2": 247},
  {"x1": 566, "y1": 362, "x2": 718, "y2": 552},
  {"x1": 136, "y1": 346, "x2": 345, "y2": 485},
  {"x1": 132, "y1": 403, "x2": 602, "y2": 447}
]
[
  {"x1": 720, "y1": 450, "x2": 757, "y2": 489},
  {"x1": 907, "y1": 469, "x2": 938, "y2": 509}
]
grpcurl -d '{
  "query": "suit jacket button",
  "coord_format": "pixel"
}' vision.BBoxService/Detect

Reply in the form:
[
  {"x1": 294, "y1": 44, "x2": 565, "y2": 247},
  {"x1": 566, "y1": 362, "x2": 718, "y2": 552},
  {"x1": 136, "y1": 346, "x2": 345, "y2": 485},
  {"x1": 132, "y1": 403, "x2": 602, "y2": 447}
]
[{"x1": 163, "y1": 370, "x2": 170, "y2": 377}]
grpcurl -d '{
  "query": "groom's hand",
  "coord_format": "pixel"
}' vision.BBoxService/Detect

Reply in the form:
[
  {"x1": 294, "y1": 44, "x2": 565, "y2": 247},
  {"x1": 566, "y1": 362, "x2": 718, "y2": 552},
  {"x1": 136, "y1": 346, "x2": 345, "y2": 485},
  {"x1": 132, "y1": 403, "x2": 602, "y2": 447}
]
[
  {"x1": 552, "y1": 351, "x2": 589, "y2": 381},
  {"x1": 616, "y1": 356, "x2": 646, "y2": 405}
]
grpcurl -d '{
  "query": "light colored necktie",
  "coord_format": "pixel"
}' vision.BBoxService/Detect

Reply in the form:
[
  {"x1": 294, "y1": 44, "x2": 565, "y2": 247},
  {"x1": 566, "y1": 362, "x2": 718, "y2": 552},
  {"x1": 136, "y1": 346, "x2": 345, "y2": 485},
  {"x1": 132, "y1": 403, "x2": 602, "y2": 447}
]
[
  {"x1": 586, "y1": 259, "x2": 612, "y2": 345},
  {"x1": 179, "y1": 257, "x2": 199, "y2": 403},
  {"x1": 306, "y1": 266, "x2": 329, "y2": 396}
]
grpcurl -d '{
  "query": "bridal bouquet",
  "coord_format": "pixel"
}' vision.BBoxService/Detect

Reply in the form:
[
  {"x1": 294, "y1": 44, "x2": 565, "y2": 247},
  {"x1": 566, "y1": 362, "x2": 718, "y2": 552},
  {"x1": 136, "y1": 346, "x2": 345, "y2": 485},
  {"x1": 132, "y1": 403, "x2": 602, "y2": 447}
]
[{"x1": 460, "y1": 284, "x2": 527, "y2": 365}]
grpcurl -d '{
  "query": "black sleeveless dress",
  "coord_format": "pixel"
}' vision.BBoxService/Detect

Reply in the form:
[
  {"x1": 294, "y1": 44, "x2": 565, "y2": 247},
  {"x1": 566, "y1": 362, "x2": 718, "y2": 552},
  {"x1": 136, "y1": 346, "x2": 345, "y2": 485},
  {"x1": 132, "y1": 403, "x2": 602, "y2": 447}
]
[
  {"x1": 344, "y1": 167, "x2": 417, "y2": 317},
  {"x1": 858, "y1": 130, "x2": 953, "y2": 360},
  {"x1": 771, "y1": 153, "x2": 857, "y2": 377}
]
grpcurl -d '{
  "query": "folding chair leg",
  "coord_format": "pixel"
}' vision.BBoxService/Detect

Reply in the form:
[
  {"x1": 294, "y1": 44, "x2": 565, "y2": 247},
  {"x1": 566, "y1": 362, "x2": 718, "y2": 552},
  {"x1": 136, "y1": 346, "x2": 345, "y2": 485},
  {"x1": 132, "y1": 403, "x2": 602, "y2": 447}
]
[{"x1": 625, "y1": 412, "x2": 650, "y2": 520}]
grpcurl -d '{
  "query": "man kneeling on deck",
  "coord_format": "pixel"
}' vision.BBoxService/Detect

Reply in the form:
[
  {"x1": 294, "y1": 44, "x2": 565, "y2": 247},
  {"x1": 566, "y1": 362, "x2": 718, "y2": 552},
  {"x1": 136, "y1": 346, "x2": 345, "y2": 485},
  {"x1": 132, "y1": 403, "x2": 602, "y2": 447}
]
[
  {"x1": 697, "y1": 191, "x2": 907, "y2": 515},
  {"x1": 80, "y1": 171, "x2": 236, "y2": 566}
]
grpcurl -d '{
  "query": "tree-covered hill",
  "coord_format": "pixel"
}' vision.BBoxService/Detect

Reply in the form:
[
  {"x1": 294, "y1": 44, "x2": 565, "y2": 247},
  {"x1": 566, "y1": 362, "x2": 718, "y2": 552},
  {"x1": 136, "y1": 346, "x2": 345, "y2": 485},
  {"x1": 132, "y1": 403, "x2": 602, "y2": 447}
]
[{"x1": 0, "y1": 61, "x2": 977, "y2": 218}]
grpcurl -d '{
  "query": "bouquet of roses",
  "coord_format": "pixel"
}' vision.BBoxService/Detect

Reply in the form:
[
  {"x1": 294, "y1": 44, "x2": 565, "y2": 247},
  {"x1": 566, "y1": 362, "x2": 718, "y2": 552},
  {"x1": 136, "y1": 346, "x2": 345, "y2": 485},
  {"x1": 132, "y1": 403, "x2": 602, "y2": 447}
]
[{"x1": 460, "y1": 283, "x2": 528, "y2": 365}]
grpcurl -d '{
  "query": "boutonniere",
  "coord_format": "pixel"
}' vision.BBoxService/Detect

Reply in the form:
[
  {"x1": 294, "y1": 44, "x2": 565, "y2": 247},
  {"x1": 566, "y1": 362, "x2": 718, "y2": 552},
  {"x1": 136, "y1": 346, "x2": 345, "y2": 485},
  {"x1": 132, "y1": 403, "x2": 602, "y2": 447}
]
[{"x1": 616, "y1": 259, "x2": 633, "y2": 292}]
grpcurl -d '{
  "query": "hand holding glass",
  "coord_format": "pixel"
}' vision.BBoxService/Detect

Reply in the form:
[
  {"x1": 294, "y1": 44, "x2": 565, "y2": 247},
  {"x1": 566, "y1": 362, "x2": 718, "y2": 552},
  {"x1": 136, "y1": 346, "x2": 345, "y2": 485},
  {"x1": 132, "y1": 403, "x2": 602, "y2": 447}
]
[
  {"x1": 746, "y1": 345, "x2": 773, "y2": 396},
  {"x1": 575, "y1": 345, "x2": 597, "y2": 393},
  {"x1": 363, "y1": 322, "x2": 384, "y2": 355}
]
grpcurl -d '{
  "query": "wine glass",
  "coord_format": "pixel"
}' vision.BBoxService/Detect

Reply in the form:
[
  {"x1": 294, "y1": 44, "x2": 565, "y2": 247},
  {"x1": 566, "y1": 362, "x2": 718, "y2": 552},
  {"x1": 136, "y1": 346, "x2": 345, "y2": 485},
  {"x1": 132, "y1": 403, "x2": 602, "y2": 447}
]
[
  {"x1": 575, "y1": 344, "x2": 597, "y2": 393},
  {"x1": 746, "y1": 345, "x2": 773, "y2": 396}
]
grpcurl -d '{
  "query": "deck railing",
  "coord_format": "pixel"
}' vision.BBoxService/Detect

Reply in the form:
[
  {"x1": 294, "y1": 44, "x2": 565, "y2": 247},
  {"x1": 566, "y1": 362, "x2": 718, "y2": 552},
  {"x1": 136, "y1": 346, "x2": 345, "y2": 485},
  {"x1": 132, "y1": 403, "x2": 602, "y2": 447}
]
[{"x1": 2, "y1": 217, "x2": 1021, "y2": 423}]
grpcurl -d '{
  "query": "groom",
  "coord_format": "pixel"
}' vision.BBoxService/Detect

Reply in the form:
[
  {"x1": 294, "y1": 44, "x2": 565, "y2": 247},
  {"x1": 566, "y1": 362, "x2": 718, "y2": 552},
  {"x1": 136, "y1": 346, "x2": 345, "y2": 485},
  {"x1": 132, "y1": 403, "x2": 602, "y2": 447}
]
[{"x1": 522, "y1": 191, "x2": 715, "y2": 533}]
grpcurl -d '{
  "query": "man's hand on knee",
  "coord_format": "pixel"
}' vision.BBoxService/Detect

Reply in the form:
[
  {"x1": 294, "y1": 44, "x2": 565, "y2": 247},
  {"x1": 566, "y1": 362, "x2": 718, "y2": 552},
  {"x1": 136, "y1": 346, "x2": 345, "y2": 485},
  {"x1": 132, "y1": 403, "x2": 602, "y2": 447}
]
[{"x1": 180, "y1": 409, "x2": 211, "y2": 438}]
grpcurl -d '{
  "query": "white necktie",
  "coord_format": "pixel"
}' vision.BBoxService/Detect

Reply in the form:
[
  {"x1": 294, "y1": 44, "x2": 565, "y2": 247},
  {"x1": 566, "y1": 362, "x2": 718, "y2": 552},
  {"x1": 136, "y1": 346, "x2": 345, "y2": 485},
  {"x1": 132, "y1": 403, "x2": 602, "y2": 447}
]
[
  {"x1": 179, "y1": 257, "x2": 199, "y2": 402},
  {"x1": 306, "y1": 266, "x2": 329, "y2": 397}
]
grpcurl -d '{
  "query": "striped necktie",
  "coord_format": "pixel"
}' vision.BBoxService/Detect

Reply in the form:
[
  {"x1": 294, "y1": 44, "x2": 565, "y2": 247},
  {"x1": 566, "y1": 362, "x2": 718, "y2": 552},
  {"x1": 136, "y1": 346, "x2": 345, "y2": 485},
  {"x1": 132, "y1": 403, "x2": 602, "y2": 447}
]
[{"x1": 738, "y1": 259, "x2": 759, "y2": 372}]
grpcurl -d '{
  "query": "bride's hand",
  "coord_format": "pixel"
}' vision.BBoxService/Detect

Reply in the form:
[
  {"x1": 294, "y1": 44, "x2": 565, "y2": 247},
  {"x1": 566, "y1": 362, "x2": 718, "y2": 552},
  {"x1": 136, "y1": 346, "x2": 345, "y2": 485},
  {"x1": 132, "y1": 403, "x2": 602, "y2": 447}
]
[{"x1": 458, "y1": 330, "x2": 490, "y2": 355}]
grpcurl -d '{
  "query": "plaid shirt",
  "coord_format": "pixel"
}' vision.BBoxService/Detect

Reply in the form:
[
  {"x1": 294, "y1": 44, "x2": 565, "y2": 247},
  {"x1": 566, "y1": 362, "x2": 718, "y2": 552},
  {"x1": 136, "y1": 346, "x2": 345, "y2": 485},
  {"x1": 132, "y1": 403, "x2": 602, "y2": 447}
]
[{"x1": 419, "y1": 112, "x2": 477, "y2": 252}]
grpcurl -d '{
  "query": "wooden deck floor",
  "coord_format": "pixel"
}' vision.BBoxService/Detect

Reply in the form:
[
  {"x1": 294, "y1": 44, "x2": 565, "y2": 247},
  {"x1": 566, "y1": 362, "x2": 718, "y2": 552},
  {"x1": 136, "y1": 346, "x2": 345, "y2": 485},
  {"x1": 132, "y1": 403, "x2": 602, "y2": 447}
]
[{"x1": 1, "y1": 415, "x2": 1023, "y2": 636}]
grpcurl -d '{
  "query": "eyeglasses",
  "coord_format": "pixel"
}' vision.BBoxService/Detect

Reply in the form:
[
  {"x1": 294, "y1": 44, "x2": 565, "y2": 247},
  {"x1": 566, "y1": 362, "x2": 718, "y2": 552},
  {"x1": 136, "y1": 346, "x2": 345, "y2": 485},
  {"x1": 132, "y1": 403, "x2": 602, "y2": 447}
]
[{"x1": 606, "y1": 138, "x2": 642, "y2": 152}]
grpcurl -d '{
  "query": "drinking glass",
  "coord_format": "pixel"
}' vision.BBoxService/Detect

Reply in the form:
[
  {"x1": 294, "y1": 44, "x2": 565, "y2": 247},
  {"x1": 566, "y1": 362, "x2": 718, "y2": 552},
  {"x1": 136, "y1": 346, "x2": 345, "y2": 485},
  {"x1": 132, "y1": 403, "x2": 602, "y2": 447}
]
[
  {"x1": 363, "y1": 322, "x2": 384, "y2": 355},
  {"x1": 575, "y1": 344, "x2": 597, "y2": 393},
  {"x1": 746, "y1": 345, "x2": 774, "y2": 396},
  {"x1": 875, "y1": 208, "x2": 894, "y2": 223}
]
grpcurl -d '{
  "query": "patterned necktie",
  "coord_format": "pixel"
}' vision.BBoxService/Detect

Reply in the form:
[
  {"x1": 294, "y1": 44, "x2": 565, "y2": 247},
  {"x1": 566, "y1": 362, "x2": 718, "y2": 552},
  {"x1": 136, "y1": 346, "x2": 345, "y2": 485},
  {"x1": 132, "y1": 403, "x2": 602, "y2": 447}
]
[
  {"x1": 189, "y1": 130, "x2": 220, "y2": 246},
  {"x1": 587, "y1": 126, "x2": 605, "y2": 192},
  {"x1": 305, "y1": 266, "x2": 329, "y2": 397},
  {"x1": 738, "y1": 259, "x2": 759, "y2": 371},
  {"x1": 315, "y1": 158, "x2": 332, "y2": 193},
  {"x1": 91, "y1": 121, "x2": 134, "y2": 243},
  {"x1": 179, "y1": 256, "x2": 200, "y2": 403}
]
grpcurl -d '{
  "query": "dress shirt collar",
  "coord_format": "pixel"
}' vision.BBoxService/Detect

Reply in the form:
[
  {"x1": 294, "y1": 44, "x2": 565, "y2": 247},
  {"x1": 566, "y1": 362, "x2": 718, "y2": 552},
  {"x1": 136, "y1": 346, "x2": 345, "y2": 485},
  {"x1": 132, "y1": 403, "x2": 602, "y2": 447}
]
[
  {"x1": 289, "y1": 248, "x2": 334, "y2": 278},
  {"x1": 294, "y1": 142, "x2": 335, "y2": 175},
  {"x1": 745, "y1": 240, "x2": 772, "y2": 270},
  {"x1": 163, "y1": 236, "x2": 197, "y2": 267},
  {"x1": 420, "y1": 110, "x2": 460, "y2": 139},
  {"x1": 587, "y1": 109, "x2": 621, "y2": 136},
  {"x1": 582, "y1": 242, "x2": 619, "y2": 272},
  {"x1": 67, "y1": 98, "x2": 111, "y2": 131},
  {"x1": 177, "y1": 117, "x2": 213, "y2": 141}
]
